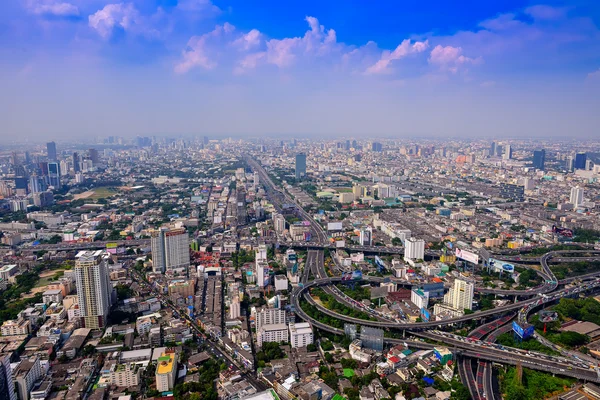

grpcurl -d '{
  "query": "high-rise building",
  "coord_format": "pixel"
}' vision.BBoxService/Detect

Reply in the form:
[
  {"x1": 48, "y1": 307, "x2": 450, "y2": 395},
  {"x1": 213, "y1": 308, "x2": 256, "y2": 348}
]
[
  {"x1": 0, "y1": 355, "x2": 17, "y2": 400},
  {"x1": 29, "y1": 175, "x2": 45, "y2": 194},
  {"x1": 295, "y1": 153, "x2": 307, "y2": 180},
  {"x1": 88, "y1": 148, "x2": 99, "y2": 166},
  {"x1": 503, "y1": 144, "x2": 512, "y2": 160},
  {"x1": 151, "y1": 228, "x2": 190, "y2": 274},
  {"x1": 14, "y1": 356, "x2": 43, "y2": 400},
  {"x1": 359, "y1": 227, "x2": 372, "y2": 246},
  {"x1": 72, "y1": 152, "x2": 80, "y2": 173},
  {"x1": 574, "y1": 153, "x2": 587, "y2": 170},
  {"x1": 255, "y1": 308, "x2": 286, "y2": 331},
  {"x1": 155, "y1": 350, "x2": 178, "y2": 392},
  {"x1": 46, "y1": 142, "x2": 57, "y2": 161},
  {"x1": 371, "y1": 142, "x2": 383, "y2": 152},
  {"x1": 404, "y1": 238, "x2": 425, "y2": 260},
  {"x1": 75, "y1": 250, "x2": 112, "y2": 329},
  {"x1": 48, "y1": 162, "x2": 61, "y2": 188},
  {"x1": 490, "y1": 142, "x2": 496, "y2": 156},
  {"x1": 33, "y1": 191, "x2": 54, "y2": 208},
  {"x1": 255, "y1": 261, "x2": 267, "y2": 287},
  {"x1": 570, "y1": 186, "x2": 584, "y2": 207},
  {"x1": 203, "y1": 136, "x2": 209, "y2": 145},
  {"x1": 566, "y1": 156, "x2": 575, "y2": 172},
  {"x1": 444, "y1": 279, "x2": 474, "y2": 311},
  {"x1": 289, "y1": 322, "x2": 313, "y2": 348},
  {"x1": 532, "y1": 149, "x2": 545, "y2": 170}
]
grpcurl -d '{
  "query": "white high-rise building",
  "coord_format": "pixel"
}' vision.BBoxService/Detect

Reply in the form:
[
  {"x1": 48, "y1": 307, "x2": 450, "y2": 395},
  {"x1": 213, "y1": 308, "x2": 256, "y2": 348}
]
[
  {"x1": 0, "y1": 354, "x2": 17, "y2": 400},
  {"x1": 230, "y1": 297, "x2": 241, "y2": 319},
  {"x1": 257, "y1": 324, "x2": 288, "y2": 347},
  {"x1": 289, "y1": 322, "x2": 313, "y2": 348},
  {"x1": 570, "y1": 186, "x2": 584, "y2": 207},
  {"x1": 256, "y1": 244, "x2": 268, "y2": 262},
  {"x1": 75, "y1": 250, "x2": 112, "y2": 329},
  {"x1": 443, "y1": 279, "x2": 474, "y2": 311},
  {"x1": 359, "y1": 227, "x2": 372, "y2": 246},
  {"x1": 410, "y1": 289, "x2": 429, "y2": 310},
  {"x1": 255, "y1": 308, "x2": 286, "y2": 331},
  {"x1": 151, "y1": 227, "x2": 190, "y2": 273},
  {"x1": 272, "y1": 213, "x2": 286, "y2": 234},
  {"x1": 404, "y1": 238, "x2": 425, "y2": 260},
  {"x1": 256, "y1": 261, "x2": 267, "y2": 287}
]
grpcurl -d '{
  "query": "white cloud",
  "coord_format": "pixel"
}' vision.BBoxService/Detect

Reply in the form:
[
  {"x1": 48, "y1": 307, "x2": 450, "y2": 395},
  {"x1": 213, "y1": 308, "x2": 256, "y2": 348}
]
[
  {"x1": 25, "y1": 0, "x2": 79, "y2": 17},
  {"x1": 428, "y1": 45, "x2": 482, "y2": 73},
  {"x1": 233, "y1": 29, "x2": 262, "y2": 51},
  {"x1": 176, "y1": 0, "x2": 220, "y2": 14},
  {"x1": 365, "y1": 39, "x2": 429, "y2": 74},
  {"x1": 175, "y1": 23, "x2": 236, "y2": 74},
  {"x1": 88, "y1": 2, "x2": 158, "y2": 39},
  {"x1": 587, "y1": 68, "x2": 600, "y2": 80}
]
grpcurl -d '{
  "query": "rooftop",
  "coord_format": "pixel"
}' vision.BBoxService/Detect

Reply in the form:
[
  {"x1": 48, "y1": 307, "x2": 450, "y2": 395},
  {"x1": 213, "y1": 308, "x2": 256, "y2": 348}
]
[{"x1": 156, "y1": 352, "x2": 176, "y2": 375}]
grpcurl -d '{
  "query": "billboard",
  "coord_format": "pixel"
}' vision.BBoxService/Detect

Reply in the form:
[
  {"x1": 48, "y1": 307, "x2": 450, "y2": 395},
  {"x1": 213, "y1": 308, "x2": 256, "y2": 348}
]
[
  {"x1": 487, "y1": 258, "x2": 515, "y2": 273},
  {"x1": 512, "y1": 321, "x2": 534, "y2": 339},
  {"x1": 455, "y1": 248, "x2": 479, "y2": 264},
  {"x1": 327, "y1": 222, "x2": 343, "y2": 231},
  {"x1": 421, "y1": 307, "x2": 431, "y2": 322}
]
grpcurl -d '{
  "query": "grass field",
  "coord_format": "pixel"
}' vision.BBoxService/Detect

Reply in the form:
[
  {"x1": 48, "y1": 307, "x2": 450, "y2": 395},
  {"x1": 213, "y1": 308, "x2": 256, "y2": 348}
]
[
  {"x1": 89, "y1": 187, "x2": 118, "y2": 200},
  {"x1": 336, "y1": 188, "x2": 353, "y2": 193},
  {"x1": 35, "y1": 269, "x2": 65, "y2": 288}
]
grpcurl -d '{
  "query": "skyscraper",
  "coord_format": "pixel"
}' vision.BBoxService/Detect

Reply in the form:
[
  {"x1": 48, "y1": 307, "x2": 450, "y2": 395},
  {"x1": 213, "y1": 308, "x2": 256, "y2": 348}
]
[
  {"x1": 48, "y1": 162, "x2": 61, "y2": 188},
  {"x1": 570, "y1": 186, "x2": 584, "y2": 207},
  {"x1": 73, "y1": 152, "x2": 80, "y2": 173},
  {"x1": 490, "y1": 142, "x2": 496, "y2": 156},
  {"x1": 295, "y1": 153, "x2": 307, "y2": 180},
  {"x1": 371, "y1": 142, "x2": 383, "y2": 152},
  {"x1": 532, "y1": 149, "x2": 545, "y2": 170},
  {"x1": 444, "y1": 279, "x2": 474, "y2": 311},
  {"x1": 503, "y1": 144, "x2": 512, "y2": 160},
  {"x1": 151, "y1": 228, "x2": 190, "y2": 274},
  {"x1": 46, "y1": 142, "x2": 57, "y2": 161},
  {"x1": 88, "y1": 148, "x2": 99, "y2": 166},
  {"x1": 0, "y1": 355, "x2": 17, "y2": 400},
  {"x1": 75, "y1": 250, "x2": 112, "y2": 329},
  {"x1": 574, "y1": 153, "x2": 587, "y2": 170}
]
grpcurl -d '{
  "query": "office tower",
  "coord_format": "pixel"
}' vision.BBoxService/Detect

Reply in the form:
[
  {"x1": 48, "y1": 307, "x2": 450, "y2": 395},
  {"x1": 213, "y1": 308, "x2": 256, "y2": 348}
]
[
  {"x1": 371, "y1": 142, "x2": 383, "y2": 152},
  {"x1": 46, "y1": 142, "x2": 57, "y2": 161},
  {"x1": 503, "y1": 144, "x2": 512, "y2": 160},
  {"x1": 203, "y1": 136, "x2": 209, "y2": 145},
  {"x1": 29, "y1": 175, "x2": 45, "y2": 194},
  {"x1": 570, "y1": 186, "x2": 584, "y2": 207},
  {"x1": 352, "y1": 139, "x2": 357, "y2": 149},
  {"x1": 75, "y1": 250, "x2": 112, "y2": 329},
  {"x1": 14, "y1": 177, "x2": 28, "y2": 196},
  {"x1": 359, "y1": 227, "x2": 372, "y2": 246},
  {"x1": 574, "y1": 153, "x2": 587, "y2": 170},
  {"x1": 33, "y1": 191, "x2": 54, "y2": 208},
  {"x1": 532, "y1": 149, "x2": 545, "y2": 170},
  {"x1": 151, "y1": 227, "x2": 190, "y2": 274},
  {"x1": 48, "y1": 162, "x2": 61, "y2": 188},
  {"x1": 499, "y1": 183, "x2": 525, "y2": 202},
  {"x1": 88, "y1": 148, "x2": 99, "y2": 166},
  {"x1": 444, "y1": 279, "x2": 474, "y2": 311},
  {"x1": 490, "y1": 142, "x2": 496, "y2": 156},
  {"x1": 10, "y1": 151, "x2": 19, "y2": 166},
  {"x1": 295, "y1": 153, "x2": 307, "y2": 180},
  {"x1": 24, "y1": 151, "x2": 31, "y2": 164},
  {"x1": 566, "y1": 156, "x2": 574, "y2": 172},
  {"x1": 0, "y1": 355, "x2": 17, "y2": 400},
  {"x1": 404, "y1": 238, "x2": 425, "y2": 260},
  {"x1": 72, "y1": 152, "x2": 80, "y2": 173}
]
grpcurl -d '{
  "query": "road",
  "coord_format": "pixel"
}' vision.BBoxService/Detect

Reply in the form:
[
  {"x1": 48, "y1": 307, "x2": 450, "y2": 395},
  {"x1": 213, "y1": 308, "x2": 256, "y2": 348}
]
[{"x1": 127, "y1": 265, "x2": 267, "y2": 391}]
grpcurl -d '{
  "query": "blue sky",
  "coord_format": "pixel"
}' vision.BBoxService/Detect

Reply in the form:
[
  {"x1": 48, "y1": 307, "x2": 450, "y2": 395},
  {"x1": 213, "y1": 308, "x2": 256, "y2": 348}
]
[{"x1": 1, "y1": 0, "x2": 599, "y2": 141}]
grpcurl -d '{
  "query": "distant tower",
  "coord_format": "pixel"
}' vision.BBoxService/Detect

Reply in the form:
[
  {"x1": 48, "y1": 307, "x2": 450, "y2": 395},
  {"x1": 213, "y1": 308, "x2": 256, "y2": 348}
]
[
  {"x1": 532, "y1": 149, "x2": 545, "y2": 170},
  {"x1": 151, "y1": 227, "x2": 190, "y2": 274},
  {"x1": 570, "y1": 186, "x2": 584, "y2": 207},
  {"x1": 295, "y1": 153, "x2": 307, "y2": 180},
  {"x1": 574, "y1": 153, "x2": 587, "y2": 170},
  {"x1": 503, "y1": 145, "x2": 512, "y2": 160},
  {"x1": 46, "y1": 141, "x2": 57, "y2": 161},
  {"x1": 88, "y1": 148, "x2": 99, "y2": 166}
]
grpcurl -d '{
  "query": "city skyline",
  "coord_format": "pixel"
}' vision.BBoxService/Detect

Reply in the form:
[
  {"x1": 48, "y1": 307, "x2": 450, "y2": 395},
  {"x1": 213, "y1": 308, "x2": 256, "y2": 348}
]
[{"x1": 1, "y1": 0, "x2": 600, "y2": 141}]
